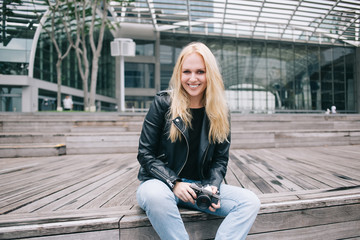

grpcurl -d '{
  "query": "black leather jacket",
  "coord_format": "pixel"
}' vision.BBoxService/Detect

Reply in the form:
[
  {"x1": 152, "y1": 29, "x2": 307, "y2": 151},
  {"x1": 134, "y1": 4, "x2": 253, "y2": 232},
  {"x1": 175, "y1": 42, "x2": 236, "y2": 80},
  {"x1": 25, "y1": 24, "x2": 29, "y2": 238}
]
[{"x1": 137, "y1": 91, "x2": 231, "y2": 190}]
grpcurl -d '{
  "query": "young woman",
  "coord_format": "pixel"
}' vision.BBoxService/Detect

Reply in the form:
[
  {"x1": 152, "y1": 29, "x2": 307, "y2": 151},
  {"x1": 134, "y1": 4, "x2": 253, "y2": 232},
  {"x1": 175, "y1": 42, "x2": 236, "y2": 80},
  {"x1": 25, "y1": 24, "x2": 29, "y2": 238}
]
[{"x1": 136, "y1": 42, "x2": 260, "y2": 240}]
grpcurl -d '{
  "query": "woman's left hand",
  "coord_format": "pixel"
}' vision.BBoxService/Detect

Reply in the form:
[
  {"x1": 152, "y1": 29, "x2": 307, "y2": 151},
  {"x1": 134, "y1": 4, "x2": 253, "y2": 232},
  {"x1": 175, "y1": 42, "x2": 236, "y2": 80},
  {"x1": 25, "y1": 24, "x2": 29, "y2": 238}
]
[{"x1": 208, "y1": 186, "x2": 220, "y2": 212}]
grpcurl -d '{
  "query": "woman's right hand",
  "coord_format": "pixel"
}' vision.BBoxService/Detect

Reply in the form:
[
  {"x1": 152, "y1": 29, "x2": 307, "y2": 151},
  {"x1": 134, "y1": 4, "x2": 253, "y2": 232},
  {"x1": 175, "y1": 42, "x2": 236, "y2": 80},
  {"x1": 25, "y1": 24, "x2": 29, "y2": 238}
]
[{"x1": 173, "y1": 182, "x2": 197, "y2": 204}]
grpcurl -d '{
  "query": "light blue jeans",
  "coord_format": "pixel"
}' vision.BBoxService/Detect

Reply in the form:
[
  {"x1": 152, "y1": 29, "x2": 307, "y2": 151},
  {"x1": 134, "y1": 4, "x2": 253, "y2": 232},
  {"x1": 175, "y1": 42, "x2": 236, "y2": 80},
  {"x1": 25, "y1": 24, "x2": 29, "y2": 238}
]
[{"x1": 136, "y1": 179, "x2": 260, "y2": 240}]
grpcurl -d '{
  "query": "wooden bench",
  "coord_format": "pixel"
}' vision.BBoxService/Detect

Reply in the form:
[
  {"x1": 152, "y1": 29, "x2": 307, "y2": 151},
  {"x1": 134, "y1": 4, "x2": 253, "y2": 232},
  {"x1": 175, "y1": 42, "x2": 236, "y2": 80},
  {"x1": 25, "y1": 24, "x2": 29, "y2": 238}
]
[
  {"x1": 0, "y1": 187, "x2": 359, "y2": 239},
  {"x1": 0, "y1": 145, "x2": 359, "y2": 239}
]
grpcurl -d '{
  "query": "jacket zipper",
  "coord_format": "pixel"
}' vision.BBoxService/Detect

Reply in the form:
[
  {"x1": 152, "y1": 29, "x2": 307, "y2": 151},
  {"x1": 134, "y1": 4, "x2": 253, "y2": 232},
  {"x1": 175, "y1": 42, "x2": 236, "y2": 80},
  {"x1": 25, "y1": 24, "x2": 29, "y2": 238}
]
[
  {"x1": 151, "y1": 167, "x2": 174, "y2": 188},
  {"x1": 201, "y1": 144, "x2": 210, "y2": 178},
  {"x1": 173, "y1": 121, "x2": 189, "y2": 175}
]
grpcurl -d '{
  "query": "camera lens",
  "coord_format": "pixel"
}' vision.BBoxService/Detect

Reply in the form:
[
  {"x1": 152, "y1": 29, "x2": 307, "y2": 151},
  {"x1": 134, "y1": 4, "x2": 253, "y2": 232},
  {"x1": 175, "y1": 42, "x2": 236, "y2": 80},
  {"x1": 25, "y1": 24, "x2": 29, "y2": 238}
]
[{"x1": 196, "y1": 194, "x2": 211, "y2": 209}]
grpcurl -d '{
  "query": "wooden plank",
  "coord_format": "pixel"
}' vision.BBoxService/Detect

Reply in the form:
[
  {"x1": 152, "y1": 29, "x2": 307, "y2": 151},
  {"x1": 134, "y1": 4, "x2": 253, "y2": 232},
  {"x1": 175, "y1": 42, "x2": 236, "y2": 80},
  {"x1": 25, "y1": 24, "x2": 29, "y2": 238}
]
[
  {"x1": 75, "y1": 167, "x2": 139, "y2": 210},
  {"x1": 0, "y1": 206, "x2": 131, "y2": 226},
  {"x1": 22, "y1": 168, "x2": 132, "y2": 213},
  {"x1": 1, "y1": 161, "x2": 120, "y2": 213},
  {"x1": 255, "y1": 148, "x2": 335, "y2": 189},
  {"x1": 238, "y1": 151, "x2": 305, "y2": 192},
  {"x1": 0, "y1": 218, "x2": 121, "y2": 240},
  {"x1": 248, "y1": 220, "x2": 360, "y2": 240},
  {"x1": 252, "y1": 149, "x2": 328, "y2": 190},
  {"x1": 252, "y1": 203, "x2": 360, "y2": 233},
  {"x1": 119, "y1": 200, "x2": 360, "y2": 240},
  {"x1": 3, "y1": 154, "x2": 136, "y2": 214},
  {"x1": 22, "y1": 229, "x2": 120, "y2": 240},
  {"x1": 258, "y1": 187, "x2": 360, "y2": 204},
  {"x1": 102, "y1": 178, "x2": 139, "y2": 208},
  {"x1": 56, "y1": 163, "x2": 139, "y2": 211},
  {"x1": 265, "y1": 148, "x2": 355, "y2": 188},
  {"x1": 223, "y1": 161, "x2": 244, "y2": 187},
  {"x1": 120, "y1": 209, "x2": 223, "y2": 240},
  {"x1": 227, "y1": 157, "x2": 265, "y2": 195},
  {"x1": 0, "y1": 155, "x2": 102, "y2": 199},
  {"x1": 230, "y1": 152, "x2": 278, "y2": 194},
  {"x1": 259, "y1": 194, "x2": 360, "y2": 213},
  {"x1": 0, "y1": 159, "x2": 115, "y2": 212},
  {"x1": 0, "y1": 144, "x2": 359, "y2": 239}
]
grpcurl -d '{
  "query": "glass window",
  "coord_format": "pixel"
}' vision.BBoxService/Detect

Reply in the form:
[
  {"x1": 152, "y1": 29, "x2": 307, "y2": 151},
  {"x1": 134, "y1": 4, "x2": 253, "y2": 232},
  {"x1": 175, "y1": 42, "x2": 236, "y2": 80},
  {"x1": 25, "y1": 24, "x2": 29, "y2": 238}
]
[
  {"x1": 267, "y1": 43, "x2": 282, "y2": 110},
  {"x1": 294, "y1": 44, "x2": 309, "y2": 110},
  {"x1": 222, "y1": 40, "x2": 237, "y2": 89},
  {"x1": 333, "y1": 47, "x2": 346, "y2": 111},
  {"x1": 160, "y1": 44, "x2": 173, "y2": 64},
  {"x1": 126, "y1": 96, "x2": 154, "y2": 110},
  {"x1": 320, "y1": 47, "x2": 333, "y2": 111},
  {"x1": 125, "y1": 63, "x2": 155, "y2": 88},
  {"x1": 135, "y1": 40, "x2": 154, "y2": 56},
  {"x1": 308, "y1": 46, "x2": 321, "y2": 111},
  {"x1": 158, "y1": 34, "x2": 356, "y2": 113},
  {"x1": 0, "y1": 37, "x2": 32, "y2": 75},
  {"x1": 38, "y1": 89, "x2": 57, "y2": 111},
  {"x1": 0, "y1": 86, "x2": 22, "y2": 112},
  {"x1": 345, "y1": 49, "x2": 355, "y2": 112}
]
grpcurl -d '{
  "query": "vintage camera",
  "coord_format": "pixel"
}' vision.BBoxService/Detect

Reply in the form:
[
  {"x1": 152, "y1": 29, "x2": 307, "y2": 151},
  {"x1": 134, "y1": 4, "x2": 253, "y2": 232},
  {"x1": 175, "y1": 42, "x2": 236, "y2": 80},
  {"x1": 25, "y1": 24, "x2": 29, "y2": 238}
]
[{"x1": 190, "y1": 183, "x2": 220, "y2": 210}]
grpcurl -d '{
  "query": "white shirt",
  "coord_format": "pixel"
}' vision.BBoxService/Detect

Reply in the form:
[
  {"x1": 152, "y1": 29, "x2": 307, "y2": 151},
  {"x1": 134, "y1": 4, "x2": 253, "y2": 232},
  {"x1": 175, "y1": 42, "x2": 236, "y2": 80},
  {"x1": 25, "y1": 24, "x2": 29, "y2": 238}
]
[{"x1": 63, "y1": 97, "x2": 73, "y2": 109}]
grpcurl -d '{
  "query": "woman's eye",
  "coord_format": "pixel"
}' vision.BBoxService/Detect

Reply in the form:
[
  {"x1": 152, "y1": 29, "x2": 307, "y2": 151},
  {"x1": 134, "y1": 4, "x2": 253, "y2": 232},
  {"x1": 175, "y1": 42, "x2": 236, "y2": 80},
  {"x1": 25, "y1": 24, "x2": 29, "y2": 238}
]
[
  {"x1": 183, "y1": 70, "x2": 190, "y2": 74},
  {"x1": 198, "y1": 70, "x2": 205, "y2": 74}
]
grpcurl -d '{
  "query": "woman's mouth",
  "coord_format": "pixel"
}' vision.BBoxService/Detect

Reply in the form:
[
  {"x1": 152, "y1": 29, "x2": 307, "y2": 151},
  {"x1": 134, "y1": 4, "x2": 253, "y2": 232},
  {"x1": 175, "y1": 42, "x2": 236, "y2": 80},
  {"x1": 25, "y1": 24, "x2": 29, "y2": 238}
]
[{"x1": 189, "y1": 84, "x2": 200, "y2": 88}]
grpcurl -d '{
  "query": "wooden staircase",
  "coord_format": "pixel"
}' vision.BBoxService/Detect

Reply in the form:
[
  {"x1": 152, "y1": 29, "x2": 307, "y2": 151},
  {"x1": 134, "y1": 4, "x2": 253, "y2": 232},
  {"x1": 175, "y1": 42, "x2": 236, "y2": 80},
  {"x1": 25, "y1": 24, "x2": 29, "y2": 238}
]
[{"x1": 1, "y1": 113, "x2": 360, "y2": 158}]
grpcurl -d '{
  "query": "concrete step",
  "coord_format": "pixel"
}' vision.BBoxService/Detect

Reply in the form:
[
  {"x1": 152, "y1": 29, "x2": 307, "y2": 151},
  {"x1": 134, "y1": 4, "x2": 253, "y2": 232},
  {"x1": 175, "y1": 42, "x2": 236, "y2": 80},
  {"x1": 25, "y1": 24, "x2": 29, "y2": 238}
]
[
  {"x1": 0, "y1": 133, "x2": 66, "y2": 144},
  {"x1": 231, "y1": 129, "x2": 360, "y2": 149},
  {"x1": 0, "y1": 143, "x2": 66, "y2": 158},
  {"x1": 2, "y1": 113, "x2": 359, "y2": 133},
  {"x1": 66, "y1": 133, "x2": 140, "y2": 155},
  {"x1": 1, "y1": 122, "x2": 73, "y2": 133},
  {"x1": 1, "y1": 113, "x2": 359, "y2": 157},
  {"x1": 232, "y1": 121, "x2": 360, "y2": 131},
  {"x1": 1, "y1": 120, "x2": 143, "y2": 133},
  {"x1": 2, "y1": 129, "x2": 358, "y2": 157}
]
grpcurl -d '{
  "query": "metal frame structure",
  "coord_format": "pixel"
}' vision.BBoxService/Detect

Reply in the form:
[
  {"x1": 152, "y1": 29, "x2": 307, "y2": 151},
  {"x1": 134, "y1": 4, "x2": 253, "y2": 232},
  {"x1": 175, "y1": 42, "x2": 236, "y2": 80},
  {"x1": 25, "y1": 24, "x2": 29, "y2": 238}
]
[
  {"x1": 1, "y1": 0, "x2": 359, "y2": 47},
  {"x1": 110, "y1": 0, "x2": 360, "y2": 46}
]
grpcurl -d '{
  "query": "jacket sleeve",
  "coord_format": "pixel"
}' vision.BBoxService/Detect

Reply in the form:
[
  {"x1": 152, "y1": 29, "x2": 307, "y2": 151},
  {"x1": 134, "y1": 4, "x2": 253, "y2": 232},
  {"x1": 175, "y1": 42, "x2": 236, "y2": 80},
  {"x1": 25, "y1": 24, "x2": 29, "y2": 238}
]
[
  {"x1": 202, "y1": 133, "x2": 231, "y2": 189},
  {"x1": 137, "y1": 93, "x2": 180, "y2": 189}
]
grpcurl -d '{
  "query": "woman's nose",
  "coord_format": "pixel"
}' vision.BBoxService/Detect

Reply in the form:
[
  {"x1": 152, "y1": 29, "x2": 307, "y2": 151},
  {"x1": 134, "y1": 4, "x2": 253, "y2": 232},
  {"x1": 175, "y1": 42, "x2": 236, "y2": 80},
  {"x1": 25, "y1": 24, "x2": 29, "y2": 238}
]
[{"x1": 190, "y1": 73, "x2": 197, "y2": 81}]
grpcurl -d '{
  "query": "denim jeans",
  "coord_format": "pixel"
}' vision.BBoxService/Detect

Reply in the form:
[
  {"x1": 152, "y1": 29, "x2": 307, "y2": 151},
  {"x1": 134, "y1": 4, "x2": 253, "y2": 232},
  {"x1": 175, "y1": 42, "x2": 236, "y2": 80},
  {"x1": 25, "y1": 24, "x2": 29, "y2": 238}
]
[{"x1": 136, "y1": 178, "x2": 260, "y2": 240}]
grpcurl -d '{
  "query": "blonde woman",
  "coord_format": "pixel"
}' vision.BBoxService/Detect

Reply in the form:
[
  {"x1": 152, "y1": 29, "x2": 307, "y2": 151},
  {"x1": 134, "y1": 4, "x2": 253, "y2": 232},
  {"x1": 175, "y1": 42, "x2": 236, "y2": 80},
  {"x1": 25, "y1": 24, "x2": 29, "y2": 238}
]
[{"x1": 136, "y1": 42, "x2": 260, "y2": 240}]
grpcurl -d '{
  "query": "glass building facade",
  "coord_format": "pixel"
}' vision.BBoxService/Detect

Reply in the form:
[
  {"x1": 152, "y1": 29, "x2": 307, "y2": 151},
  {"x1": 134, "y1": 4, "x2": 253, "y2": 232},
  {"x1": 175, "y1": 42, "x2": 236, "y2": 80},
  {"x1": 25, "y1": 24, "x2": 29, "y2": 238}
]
[
  {"x1": 159, "y1": 34, "x2": 356, "y2": 113},
  {"x1": 0, "y1": 0, "x2": 359, "y2": 113}
]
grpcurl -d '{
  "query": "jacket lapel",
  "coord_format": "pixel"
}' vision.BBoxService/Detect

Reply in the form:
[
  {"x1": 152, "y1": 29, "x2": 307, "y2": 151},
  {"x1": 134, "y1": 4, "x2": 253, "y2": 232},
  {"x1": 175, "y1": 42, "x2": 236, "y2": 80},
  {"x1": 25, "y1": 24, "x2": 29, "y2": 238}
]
[
  {"x1": 199, "y1": 113, "x2": 210, "y2": 161},
  {"x1": 172, "y1": 117, "x2": 190, "y2": 141}
]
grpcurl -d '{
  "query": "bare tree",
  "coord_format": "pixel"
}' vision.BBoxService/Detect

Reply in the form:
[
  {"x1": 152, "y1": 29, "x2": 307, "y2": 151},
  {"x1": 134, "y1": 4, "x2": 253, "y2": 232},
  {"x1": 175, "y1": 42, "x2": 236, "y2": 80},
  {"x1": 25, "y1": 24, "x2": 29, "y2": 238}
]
[
  {"x1": 34, "y1": 0, "x2": 73, "y2": 111},
  {"x1": 70, "y1": 0, "x2": 91, "y2": 110},
  {"x1": 35, "y1": 0, "x2": 131, "y2": 111},
  {"x1": 88, "y1": 0, "x2": 108, "y2": 112},
  {"x1": 69, "y1": 0, "x2": 131, "y2": 112}
]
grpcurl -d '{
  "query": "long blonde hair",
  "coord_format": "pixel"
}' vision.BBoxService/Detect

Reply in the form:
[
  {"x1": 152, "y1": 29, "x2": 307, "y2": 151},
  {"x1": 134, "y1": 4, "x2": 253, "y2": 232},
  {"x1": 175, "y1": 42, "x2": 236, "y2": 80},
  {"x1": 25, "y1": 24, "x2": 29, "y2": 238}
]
[{"x1": 168, "y1": 42, "x2": 230, "y2": 143}]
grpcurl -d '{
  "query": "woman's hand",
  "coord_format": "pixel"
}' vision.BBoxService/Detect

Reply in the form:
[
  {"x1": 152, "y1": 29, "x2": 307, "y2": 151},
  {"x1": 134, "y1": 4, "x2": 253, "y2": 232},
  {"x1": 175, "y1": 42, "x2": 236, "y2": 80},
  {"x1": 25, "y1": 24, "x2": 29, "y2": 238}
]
[
  {"x1": 173, "y1": 182, "x2": 197, "y2": 204},
  {"x1": 208, "y1": 186, "x2": 221, "y2": 212}
]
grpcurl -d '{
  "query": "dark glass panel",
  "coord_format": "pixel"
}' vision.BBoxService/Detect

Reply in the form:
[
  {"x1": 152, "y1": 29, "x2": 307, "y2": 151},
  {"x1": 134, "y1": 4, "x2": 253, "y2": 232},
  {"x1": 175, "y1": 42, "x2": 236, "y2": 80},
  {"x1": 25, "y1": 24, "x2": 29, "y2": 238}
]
[
  {"x1": 307, "y1": 46, "x2": 321, "y2": 111},
  {"x1": 320, "y1": 46, "x2": 333, "y2": 110},
  {"x1": 135, "y1": 40, "x2": 155, "y2": 56},
  {"x1": 125, "y1": 63, "x2": 155, "y2": 88},
  {"x1": 0, "y1": 86, "x2": 22, "y2": 112}
]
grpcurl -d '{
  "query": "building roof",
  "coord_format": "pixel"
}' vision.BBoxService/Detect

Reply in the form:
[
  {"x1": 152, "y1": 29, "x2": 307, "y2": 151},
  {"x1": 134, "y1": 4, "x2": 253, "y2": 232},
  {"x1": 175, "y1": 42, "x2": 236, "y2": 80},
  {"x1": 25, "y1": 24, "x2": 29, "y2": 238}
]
[
  {"x1": 1, "y1": 0, "x2": 359, "y2": 47},
  {"x1": 111, "y1": 0, "x2": 360, "y2": 46}
]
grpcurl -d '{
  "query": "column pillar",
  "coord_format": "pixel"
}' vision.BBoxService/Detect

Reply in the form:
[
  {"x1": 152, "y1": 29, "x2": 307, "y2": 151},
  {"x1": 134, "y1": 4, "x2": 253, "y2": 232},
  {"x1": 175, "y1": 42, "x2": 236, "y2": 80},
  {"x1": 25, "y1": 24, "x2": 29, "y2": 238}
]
[{"x1": 356, "y1": 47, "x2": 360, "y2": 113}]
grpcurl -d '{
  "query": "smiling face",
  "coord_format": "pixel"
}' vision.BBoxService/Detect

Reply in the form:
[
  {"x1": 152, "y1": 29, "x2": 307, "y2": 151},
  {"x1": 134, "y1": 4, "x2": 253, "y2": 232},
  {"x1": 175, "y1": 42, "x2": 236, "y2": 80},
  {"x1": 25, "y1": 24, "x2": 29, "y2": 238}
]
[{"x1": 181, "y1": 53, "x2": 207, "y2": 108}]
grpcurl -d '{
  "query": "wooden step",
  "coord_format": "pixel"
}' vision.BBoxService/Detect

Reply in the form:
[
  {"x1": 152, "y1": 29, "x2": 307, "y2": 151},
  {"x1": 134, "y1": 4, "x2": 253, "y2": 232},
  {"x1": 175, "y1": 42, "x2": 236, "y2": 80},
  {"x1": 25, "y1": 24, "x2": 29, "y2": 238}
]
[
  {"x1": 0, "y1": 188, "x2": 358, "y2": 239},
  {"x1": 0, "y1": 143, "x2": 66, "y2": 158},
  {"x1": 1, "y1": 113, "x2": 359, "y2": 157},
  {"x1": 0, "y1": 133, "x2": 66, "y2": 144},
  {"x1": 0, "y1": 146, "x2": 359, "y2": 239}
]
